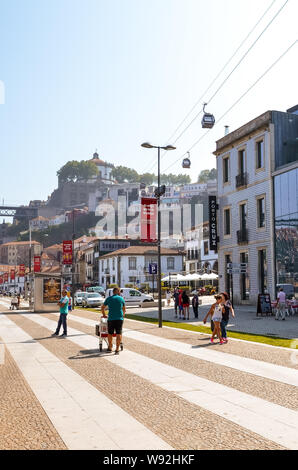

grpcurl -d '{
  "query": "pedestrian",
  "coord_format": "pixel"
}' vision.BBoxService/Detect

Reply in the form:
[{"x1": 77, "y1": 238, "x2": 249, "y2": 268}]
[
  {"x1": 166, "y1": 289, "x2": 171, "y2": 307},
  {"x1": 220, "y1": 292, "x2": 235, "y2": 343},
  {"x1": 17, "y1": 293, "x2": 21, "y2": 310},
  {"x1": 192, "y1": 290, "x2": 199, "y2": 319},
  {"x1": 275, "y1": 288, "x2": 286, "y2": 321},
  {"x1": 172, "y1": 287, "x2": 180, "y2": 318},
  {"x1": 52, "y1": 289, "x2": 69, "y2": 337},
  {"x1": 178, "y1": 289, "x2": 184, "y2": 319},
  {"x1": 203, "y1": 294, "x2": 225, "y2": 344},
  {"x1": 182, "y1": 290, "x2": 190, "y2": 320},
  {"x1": 101, "y1": 287, "x2": 126, "y2": 354},
  {"x1": 68, "y1": 294, "x2": 72, "y2": 312}
]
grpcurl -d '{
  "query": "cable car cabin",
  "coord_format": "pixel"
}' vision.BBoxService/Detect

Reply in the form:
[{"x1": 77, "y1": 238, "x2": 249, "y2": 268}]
[
  {"x1": 201, "y1": 113, "x2": 215, "y2": 129},
  {"x1": 182, "y1": 158, "x2": 191, "y2": 169}
]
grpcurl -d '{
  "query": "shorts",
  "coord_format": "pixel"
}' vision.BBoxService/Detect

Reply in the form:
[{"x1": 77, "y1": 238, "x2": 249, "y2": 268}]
[
  {"x1": 107, "y1": 320, "x2": 123, "y2": 335},
  {"x1": 212, "y1": 317, "x2": 222, "y2": 323},
  {"x1": 182, "y1": 303, "x2": 189, "y2": 308}
]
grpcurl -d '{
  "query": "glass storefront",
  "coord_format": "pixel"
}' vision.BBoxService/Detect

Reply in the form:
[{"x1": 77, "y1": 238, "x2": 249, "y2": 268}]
[{"x1": 274, "y1": 168, "x2": 298, "y2": 296}]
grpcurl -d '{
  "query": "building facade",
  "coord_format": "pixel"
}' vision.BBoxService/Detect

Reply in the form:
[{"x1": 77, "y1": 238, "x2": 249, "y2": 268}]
[
  {"x1": 215, "y1": 107, "x2": 298, "y2": 305},
  {"x1": 98, "y1": 245, "x2": 184, "y2": 290}
]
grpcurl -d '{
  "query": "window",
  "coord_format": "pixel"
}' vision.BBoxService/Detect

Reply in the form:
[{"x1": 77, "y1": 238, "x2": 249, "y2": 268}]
[
  {"x1": 167, "y1": 257, "x2": 175, "y2": 270},
  {"x1": 112, "y1": 257, "x2": 115, "y2": 270},
  {"x1": 224, "y1": 208, "x2": 231, "y2": 235},
  {"x1": 258, "y1": 249, "x2": 267, "y2": 293},
  {"x1": 223, "y1": 157, "x2": 229, "y2": 183},
  {"x1": 238, "y1": 149, "x2": 245, "y2": 175},
  {"x1": 240, "y1": 252, "x2": 249, "y2": 300},
  {"x1": 257, "y1": 197, "x2": 265, "y2": 228},
  {"x1": 240, "y1": 203, "x2": 247, "y2": 230},
  {"x1": 128, "y1": 257, "x2": 137, "y2": 270},
  {"x1": 256, "y1": 140, "x2": 264, "y2": 169},
  {"x1": 204, "y1": 241, "x2": 209, "y2": 255}
]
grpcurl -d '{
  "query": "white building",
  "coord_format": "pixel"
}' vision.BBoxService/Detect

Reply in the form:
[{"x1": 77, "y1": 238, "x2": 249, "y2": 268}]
[
  {"x1": 184, "y1": 222, "x2": 218, "y2": 274},
  {"x1": 98, "y1": 245, "x2": 184, "y2": 289},
  {"x1": 30, "y1": 216, "x2": 49, "y2": 231},
  {"x1": 214, "y1": 108, "x2": 298, "y2": 304}
]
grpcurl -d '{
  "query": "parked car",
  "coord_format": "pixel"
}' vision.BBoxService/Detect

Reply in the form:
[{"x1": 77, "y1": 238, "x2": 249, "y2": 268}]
[
  {"x1": 86, "y1": 286, "x2": 105, "y2": 296},
  {"x1": 74, "y1": 291, "x2": 85, "y2": 306},
  {"x1": 81, "y1": 292, "x2": 104, "y2": 308},
  {"x1": 105, "y1": 288, "x2": 154, "y2": 305}
]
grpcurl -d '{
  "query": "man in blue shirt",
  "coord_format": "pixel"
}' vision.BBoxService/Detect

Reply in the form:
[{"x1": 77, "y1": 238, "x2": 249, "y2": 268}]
[
  {"x1": 52, "y1": 289, "x2": 69, "y2": 337},
  {"x1": 101, "y1": 287, "x2": 126, "y2": 354}
]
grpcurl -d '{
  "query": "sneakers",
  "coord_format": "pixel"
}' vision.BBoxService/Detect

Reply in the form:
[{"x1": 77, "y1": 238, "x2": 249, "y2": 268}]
[
  {"x1": 51, "y1": 332, "x2": 58, "y2": 336},
  {"x1": 222, "y1": 338, "x2": 228, "y2": 343},
  {"x1": 60, "y1": 333, "x2": 67, "y2": 337},
  {"x1": 220, "y1": 340, "x2": 225, "y2": 344},
  {"x1": 210, "y1": 338, "x2": 214, "y2": 344}
]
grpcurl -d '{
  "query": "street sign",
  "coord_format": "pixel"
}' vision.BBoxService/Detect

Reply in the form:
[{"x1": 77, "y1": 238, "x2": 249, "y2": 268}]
[{"x1": 149, "y1": 263, "x2": 158, "y2": 275}]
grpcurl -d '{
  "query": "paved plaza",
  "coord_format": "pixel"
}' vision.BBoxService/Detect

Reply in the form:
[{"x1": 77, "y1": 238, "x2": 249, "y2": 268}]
[{"x1": 0, "y1": 296, "x2": 298, "y2": 450}]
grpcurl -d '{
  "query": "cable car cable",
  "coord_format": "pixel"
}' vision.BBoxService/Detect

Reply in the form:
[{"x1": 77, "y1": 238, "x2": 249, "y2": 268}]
[
  {"x1": 162, "y1": 39, "x2": 297, "y2": 174},
  {"x1": 143, "y1": 0, "x2": 288, "y2": 174}
]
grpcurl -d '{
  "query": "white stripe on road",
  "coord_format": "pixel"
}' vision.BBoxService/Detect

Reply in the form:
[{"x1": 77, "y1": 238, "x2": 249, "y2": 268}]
[
  {"x1": 0, "y1": 314, "x2": 171, "y2": 450},
  {"x1": 22, "y1": 312, "x2": 298, "y2": 450},
  {"x1": 54, "y1": 310, "x2": 298, "y2": 388}
]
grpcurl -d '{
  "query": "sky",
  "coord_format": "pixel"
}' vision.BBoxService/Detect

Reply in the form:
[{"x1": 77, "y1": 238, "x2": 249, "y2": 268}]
[{"x1": 0, "y1": 0, "x2": 297, "y2": 207}]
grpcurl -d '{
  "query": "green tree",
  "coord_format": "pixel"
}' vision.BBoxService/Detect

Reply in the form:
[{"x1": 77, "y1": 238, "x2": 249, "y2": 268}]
[
  {"x1": 139, "y1": 172, "x2": 155, "y2": 185},
  {"x1": 57, "y1": 160, "x2": 98, "y2": 183},
  {"x1": 197, "y1": 168, "x2": 217, "y2": 183},
  {"x1": 111, "y1": 166, "x2": 139, "y2": 183}
]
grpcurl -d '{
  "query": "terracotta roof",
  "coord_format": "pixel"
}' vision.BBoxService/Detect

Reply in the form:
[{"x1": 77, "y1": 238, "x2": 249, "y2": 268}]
[{"x1": 101, "y1": 245, "x2": 184, "y2": 258}]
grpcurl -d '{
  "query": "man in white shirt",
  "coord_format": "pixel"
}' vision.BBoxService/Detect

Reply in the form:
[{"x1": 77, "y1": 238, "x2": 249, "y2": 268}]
[{"x1": 276, "y1": 288, "x2": 286, "y2": 321}]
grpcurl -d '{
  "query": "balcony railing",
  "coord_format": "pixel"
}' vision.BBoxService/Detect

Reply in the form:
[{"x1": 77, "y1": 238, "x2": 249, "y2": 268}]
[
  {"x1": 236, "y1": 172, "x2": 248, "y2": 188},
  {"x1": 237, "y1": 228, "x2": 248, "y2": 244}
]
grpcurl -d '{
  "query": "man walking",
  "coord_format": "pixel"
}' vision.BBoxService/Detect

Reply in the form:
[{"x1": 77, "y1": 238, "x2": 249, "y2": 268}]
[
  {"x1": 101, "y1": 287, "x2": 126, "y2": 354},
  {"x1": 172, "y1": 287, "x2": 180, "y2": 318},
  {"x1": 275, "y1": 287, "x2": 287, "y2": 321},
  {"x1": 52, "y1": 289, "x2": 69, "y2": 337},
  {"x1": 192, "y1": 290, "x2": 199, "y2": 319}
]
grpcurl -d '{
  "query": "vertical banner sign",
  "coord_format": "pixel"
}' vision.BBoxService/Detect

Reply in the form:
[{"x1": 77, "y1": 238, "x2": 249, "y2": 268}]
[
  {"x1": 10, "y1": 269, "x2": 15, "y2": 281},
  {"x1": 63, "y1": 240, "x2": 73, "y2": 265},
  {"x1": 4, "y1": 272, "x2": 8, "y2": 282},
  {"x1": 141, "y1": 198, "x2": 157, "y2": 243},
  {"x1": 34, "y1": 255, "x2": 41, "y2": 273},
  {"x1": 0, "y1": 276, "x2": 3, "y2": 285},
  {"x1": 209, "y1": 195, "x2": 218, "y2": 252},
  {"x1": 19, "y1": 264, "x2": 25, "y2": 277}
]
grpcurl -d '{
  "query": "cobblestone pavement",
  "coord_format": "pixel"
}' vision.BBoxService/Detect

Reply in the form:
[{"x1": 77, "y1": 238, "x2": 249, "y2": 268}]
[
  {"x1": 125, "y1": 298, "x2": 298, "y2": 339},
  {"x1": 0, "y1": 337, "x2": 66, "y2": 450},
  {"x1": 1, "y1": 307, "x2": 298, "y2": 450},
  {"x1": 71, "y1": 308, "x2": 298, "y2": 370}
]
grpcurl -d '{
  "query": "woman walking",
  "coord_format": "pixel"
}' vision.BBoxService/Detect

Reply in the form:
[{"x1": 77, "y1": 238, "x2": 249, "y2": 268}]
[
  {"x1": 203, "y1": 294, "x2": 224, "y2": 344},
  {"x1": 192, "y1": 291, "x2": 199, "y2": 319},
  {"x1": 182, "y1": 290, "x2": 190, "y2": 320},
  {"x1": 220, "y1": 292, "x2": 235, "y2": 343}
]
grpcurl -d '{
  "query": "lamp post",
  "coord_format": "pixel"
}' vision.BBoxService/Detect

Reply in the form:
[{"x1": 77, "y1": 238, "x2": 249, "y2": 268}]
[{"x1": 141, "y1": 143, "x2": 176, "y2": 328}]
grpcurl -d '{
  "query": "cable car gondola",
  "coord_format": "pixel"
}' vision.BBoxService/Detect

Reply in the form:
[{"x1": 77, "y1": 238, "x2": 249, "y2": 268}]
[
  {"x1": 182, "y1": 152, "x2": 191, "y2": 169},
  {"x1": 201, "y1": 103, "x2": 215, "y2": 129}
]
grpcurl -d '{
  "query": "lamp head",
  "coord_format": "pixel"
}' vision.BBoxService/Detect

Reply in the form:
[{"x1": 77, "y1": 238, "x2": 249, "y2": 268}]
[{"x1": 141, "y1": 142, "x2": 154, "y2": 149}]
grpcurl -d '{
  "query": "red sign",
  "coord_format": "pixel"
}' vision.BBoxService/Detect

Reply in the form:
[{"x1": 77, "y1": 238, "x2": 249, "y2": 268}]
[
  {"x1": 141, "y1": 198, "x2": 157, "y2": 243},
  {"x1": 10, "y1": 269, "x2": 15, "y2": 281},
  {"x1": 63, "y1": 240, "x2": 73, "y2": 265},
  {"x1": 4, "y1": 272, "x2": 8, "y2": 282},
  {"x1": 34, "y1": 256, "x2": 41, "y2": 273},
  {"x1": 19, "y1": 264, "x2": 25, "y2": 277}
]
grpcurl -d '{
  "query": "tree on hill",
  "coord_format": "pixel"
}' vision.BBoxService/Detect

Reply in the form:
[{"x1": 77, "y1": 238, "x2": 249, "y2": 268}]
[
  {"x1": 111, "y1": 166, "x2": 139, "y2": 183},
  {"x1": 197, "y1": 168, "x2": 217, "y2": 183},
  {"x1": 57, "y1": 160, "x2": 98, "y2": 183}
]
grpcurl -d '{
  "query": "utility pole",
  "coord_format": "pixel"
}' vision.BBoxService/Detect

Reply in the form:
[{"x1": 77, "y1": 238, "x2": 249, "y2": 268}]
[{"x1": 72, "y1": 209, "x2": 75, "y2": 302}]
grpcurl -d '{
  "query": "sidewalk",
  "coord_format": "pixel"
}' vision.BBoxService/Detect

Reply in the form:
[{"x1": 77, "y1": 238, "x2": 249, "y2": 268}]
[{"x1": 127, "y1": 297, "x2": 298, "y2": 340}]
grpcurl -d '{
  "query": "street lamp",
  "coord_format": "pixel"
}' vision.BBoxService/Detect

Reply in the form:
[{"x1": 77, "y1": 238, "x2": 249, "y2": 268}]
[{"x1": 141, "y1": 142, "x2": 176, "y2": 328}]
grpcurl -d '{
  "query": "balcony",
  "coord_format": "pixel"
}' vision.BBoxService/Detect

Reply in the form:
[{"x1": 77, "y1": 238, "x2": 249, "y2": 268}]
[
  {"x1": 236, "y1": 172, "x2": 248, "y2": 188},
  {"x1": 237, "y1": 228, "x2": 248, "y2": 244}
]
